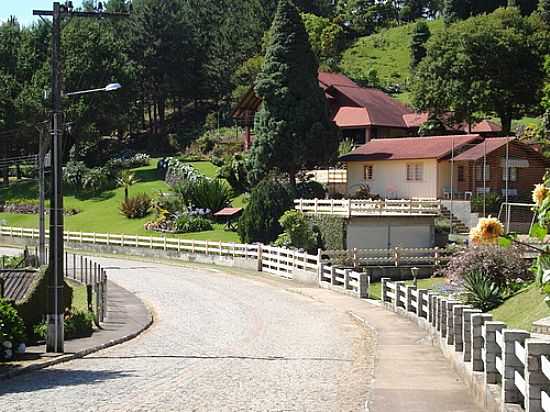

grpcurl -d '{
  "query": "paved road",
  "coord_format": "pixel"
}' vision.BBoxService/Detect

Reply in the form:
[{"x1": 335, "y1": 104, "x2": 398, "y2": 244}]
[{"x1": 0, "y1": 254, "x2": 374, "y2": 411}]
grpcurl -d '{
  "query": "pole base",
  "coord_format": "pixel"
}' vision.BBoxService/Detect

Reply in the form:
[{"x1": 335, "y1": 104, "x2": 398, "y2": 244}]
[{"x1": 46, "y1": 314, "x2": 64, "y2": 353}]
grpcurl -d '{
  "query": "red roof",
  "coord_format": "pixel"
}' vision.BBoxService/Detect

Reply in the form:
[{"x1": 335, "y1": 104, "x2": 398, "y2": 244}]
[
  {"x1": 402, "y1": 113, "x2": 502, "y2": 133},
  {"x1": 333, "y1": 107, "x2": 371, "y2": 128},
  {"x1": 341, "y1": 135, "x2": 482, "y2": 162},
  {"x1": 332, "y1": 85, "x2": 412, "y2": 128},
  {"x1": 452, "y1": 137, "x2": 514, "y2": 161},
  {"x1": 318, "y1": 72, "x2": 359, "y2": 89}
]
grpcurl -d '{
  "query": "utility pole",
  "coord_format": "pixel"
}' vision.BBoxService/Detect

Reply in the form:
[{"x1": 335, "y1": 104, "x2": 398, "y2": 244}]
[
  {"x1": 38, "y1": 125, "x2": 48, "y2": 266},
  {"x1": 33, "y1": 1, "x2": 129, "y2": 354}
]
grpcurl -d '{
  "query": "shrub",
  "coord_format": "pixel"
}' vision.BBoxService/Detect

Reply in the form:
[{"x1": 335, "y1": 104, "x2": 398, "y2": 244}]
[
  {"x1": 63, "y1": 160, "x2": 88, "y2": 189},
  {"x1": 296, "y1": 180, "x2": 326, "y2": 200},
  {"x1": 307, "y1": 215, "x2": 346, "y2": 250},
  {"x1": 174, "y1": 178, "x2": 232, "y2": 213},
  {"x1": 34, "y1": 309, "x2": 95, "y2": 340},
  {"x1": 274, "y1": 210, "x2": 319, "y2": 252},
  {"x1": 175, "y1": 214, "x2": 213, "y2": 233},
  {"x1": 0, "y1": 298, "x2": 26, "y2": 360},
  {"x1": 348, "y1": 184, "x2": 381, "y2": 200},
  {"x1": 218, "y1": 153, "x2": 250, "y2": 193},
  {"x1": 338, "y1": 138, "x2": 354, "y2": 157},
  {"x1": 437, "y1": 245, "x2": 530, "y2": 290},
  {"x1": 471, "y1": 193, "x2": 502, "y2": 214},
  {"x1": 15, "y1": 267, "x2": 73, "y2": 341},
  {"x1": 462, "y1": 271, "x2": 504, "y2": 311},
  {"x1": 160, "y1": 157, "x2": 201, "y2": 187},
  {"x1": 120, "y1": 193, "x2": 152, "y2": 219},
  {"x1": 82, "y1": 167, "x2": 109, "y2": 193},
  {"x1": 238, "y1": 179, "x2": 293, "y2": 244}
]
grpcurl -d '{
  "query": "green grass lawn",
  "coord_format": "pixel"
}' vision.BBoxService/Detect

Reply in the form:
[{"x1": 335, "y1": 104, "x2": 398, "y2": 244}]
[
  {"x1": 491, "y1": 284, "x2": 550, "y2": 331},
  {"x1": 67, "y1": 279, "x2": 89, "y2": 312},
  {"x1": 340, "y1": 19, "x2": 445, "y2": 93},
  {"x1": 0, "y1": 159, "x2": 241, "y2": 243},
  {"x1": 368, "y1": 277, "x2": 447, "y2": 300}
]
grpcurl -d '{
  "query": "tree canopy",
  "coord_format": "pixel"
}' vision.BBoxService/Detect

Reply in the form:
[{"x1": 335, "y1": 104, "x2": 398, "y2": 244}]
[{"x1": 249, "y1": 0, "x2": 338, "y2": 187}]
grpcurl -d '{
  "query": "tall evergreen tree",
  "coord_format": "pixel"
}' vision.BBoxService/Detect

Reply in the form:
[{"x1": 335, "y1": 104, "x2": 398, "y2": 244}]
[
  {"x1": 540, "y1": 0, "x2": 550, "y2": 24},
  {"x1": 410, "y1": 20, "x2": 431, "y2": 71},
  {"x1": 249, "y1": 0, "x2": 338, "y2": 187},
  {"x1": 443, "y1": 0, "x2": 467, "y2": 24}
]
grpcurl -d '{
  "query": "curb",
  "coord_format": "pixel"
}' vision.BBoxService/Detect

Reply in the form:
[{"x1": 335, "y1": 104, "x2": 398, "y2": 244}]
[{"x1": 0, "y1": 298, "x2": 153, "y2": 381}]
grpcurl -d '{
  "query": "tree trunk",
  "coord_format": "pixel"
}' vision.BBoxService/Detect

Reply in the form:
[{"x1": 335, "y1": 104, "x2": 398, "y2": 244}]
[
  {"x1": 124, "y1": 187, "x2": 128, "y2": 202},
  {"x1": 158, "y1": 95, "x2": 166, "y2": 136},
  {"x1": 500, "y1": 115, "x2": 512, "y2": 135},
  {"x1": 288, "y1": 170, "x2": 297, "y2": 191}
]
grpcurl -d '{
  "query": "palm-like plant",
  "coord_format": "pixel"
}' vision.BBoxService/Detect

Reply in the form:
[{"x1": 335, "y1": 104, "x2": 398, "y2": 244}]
[
  {"x1": 117, "y1": 170, "x2": 140, "y2": 201},
  {"x1": 462, "y1": 271, "x2": 504, "y2": 312}
]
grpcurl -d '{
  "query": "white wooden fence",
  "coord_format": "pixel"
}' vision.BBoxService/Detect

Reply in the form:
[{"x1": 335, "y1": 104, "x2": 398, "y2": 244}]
[
  {"x1": 323, "y1": 246, "x2": 451, "y2": 267},
  {"x1": 0, "y1": 225, "x2": 368, "y2": 298},
  {"x1": 294, "y1": 198, "x2": 442, "y2": 217},
  {"x1": 381, "y1": 279, "x2": 550, "y2": 412}
]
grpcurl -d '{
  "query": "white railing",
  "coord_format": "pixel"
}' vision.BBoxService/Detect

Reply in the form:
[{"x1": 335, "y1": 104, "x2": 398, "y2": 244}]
[
  {"x1": 381, "y1": 278, "x2": 550, "y2": 412},
  {"x1": 303, "y1": 169, "x2": 347, "y2": 184},
  {"x1": 323, "y1": 246, "x2": 450, "y2": 267},
  {"x1": 0, "y1": 225, "x2": 368, "y2": 298},
  {"x1": 294, "y1": 198, "x2": 441, "y2": 217}
]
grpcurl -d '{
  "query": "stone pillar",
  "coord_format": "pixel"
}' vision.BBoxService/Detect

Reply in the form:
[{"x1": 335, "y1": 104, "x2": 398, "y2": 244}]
[
  {"x1": 436, "y1": 296, "x2": 442, "y2": 332},
  {"x1": 502, "y1": 329, "x2": 530, "y2": 405},
  {"x1": 440, "y1": 299, "x2": 449, "y2": 338},
  {"x1": 358, "y1": 273, "x2": 369, "y2": 299},
  {"x1": 453, "y1": 305, "x2": 472, "y2": 352},
  {"x1": 446, "y1": 301, "x2": 459, "y2": 346},
  {"x1": 525, "y1": 339, "x2": 550, "y2": 412},
  {"x1": 406, "y1": 285, "x2": 416, "y2": 313},
  {"x1": 484, "y1": 321, "x2": 506, "y2": 384},
  {"x1": 463, "y1": 309, "x2": 482, "y2": 362},
  {"x1": 417, "y1": 289, "x2": 428, "y2": 319},
  {"x1": 318, "y1": 263, "x2": 324, "y2": 284},
  {"x1": 344, "y1": 269, "x2": 351, "y2": 291},
  {"x1": 428, "y1": 292, "x2": 436, "y2": 326},
  {"x1": 257, "y1": 244, "x2": 263, "y2": 272},
  {"x1": 330, "y1": 266, "x2": 336, "y2": 286},
  {"x1": 471, "y1": 313, "x2": 493, "y2": 372},
  {"x1": 381, "y1": 278, "x2": 390, "y2": 303}
]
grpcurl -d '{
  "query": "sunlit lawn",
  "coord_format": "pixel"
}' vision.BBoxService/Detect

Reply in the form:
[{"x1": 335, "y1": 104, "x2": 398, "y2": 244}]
[{"x1": 0, "y1": 159, "x2": 241, "y2": 243}]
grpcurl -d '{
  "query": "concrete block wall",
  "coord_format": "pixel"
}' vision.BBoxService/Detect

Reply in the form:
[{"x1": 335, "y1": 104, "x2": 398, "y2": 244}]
[{"x1": 381, "y1": 278, "x2": 550, "y2": 412}]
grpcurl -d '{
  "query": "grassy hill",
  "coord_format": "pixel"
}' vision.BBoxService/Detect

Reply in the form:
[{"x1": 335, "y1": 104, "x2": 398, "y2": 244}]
[
  {"x1": 340, "y1": 19, "x2": 445, "y2": 103},
  {"x1": 491, "y1": 285, "x2": 550, "y2": 331}
]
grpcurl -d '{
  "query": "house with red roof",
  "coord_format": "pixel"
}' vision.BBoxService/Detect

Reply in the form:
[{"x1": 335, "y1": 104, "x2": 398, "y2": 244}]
[
  {"x1": 231, "y1": 72, "x2": 501, "y2": 149},
  {"x1": 340, "y1": 135, "x2": 549, "y2": 201}
]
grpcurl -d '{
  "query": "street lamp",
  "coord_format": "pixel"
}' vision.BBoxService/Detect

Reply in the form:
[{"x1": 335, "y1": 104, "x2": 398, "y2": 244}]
[{"x1": 64, "y1": 82, "x2": 122, "y2": 97}]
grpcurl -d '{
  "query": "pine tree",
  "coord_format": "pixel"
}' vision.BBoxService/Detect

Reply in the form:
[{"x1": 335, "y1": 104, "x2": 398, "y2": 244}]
[
  {"x1": 410, "y1": 20, "x2": 431, "y2": 71},
  {"x1": 540, "y1": 0, "x2": 550, "y2": 24},
  {"x1": 249, "y1": 0, "x2": 338, "y2": 188},
  {"x1": 443, "y1": 0, "x2": 467, "y2": 24}
]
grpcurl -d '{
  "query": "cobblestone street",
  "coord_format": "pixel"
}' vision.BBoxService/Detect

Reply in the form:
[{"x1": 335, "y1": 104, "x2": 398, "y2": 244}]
[{"x1": 0, "y1": 257, "x2": 375, "y2": 411}]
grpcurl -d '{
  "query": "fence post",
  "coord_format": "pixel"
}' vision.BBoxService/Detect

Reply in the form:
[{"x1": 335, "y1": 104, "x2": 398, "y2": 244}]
[
  {"x1": 330, "y1": 266, "x2": 336, "y2": 286},
  {"x1": 102, "y1": 272, "x2": 108, "y2": 321},
  {"x1": 107, "y1": 232, "x2": 110, "y2": 245},
  {"x1": 219, "y1": 241, "x2": 222, "y2": 257},
  {"x1": 434, "y1": 246, "x2": 440, "y2": 267},
  {"x1": 163, "y1": 236, "x2": 167, "y2": 251},
  {"x1": 257, "y1": 244, "x2": 263, "y2": 272},
  {"x1": 348, "y1": 198, "x2": 352, "y2": 218},
  {"x1": 394, "y1": 247, "x2": 400, "y2": 267},
  {"x1": 524, "y1": 339, "x2": 550, "y2": 412},
  {"x1": 502, "y1": 330, "x2": 530, "y2": 405},
  {"x1": 405, "y1": 285, "x2": 416, "y2": 313},
  {"x1": 73, "y1": 253, "x2": 76, "y2": 280},
  {"x1": 463, "y1": 309, "x2": 482, "y2": 362},
  {"x1": 121, "y1": 233, "x2": 125, "y2": 247},
  {"x1": 318, "y1": 263, "x2": 324, "y2": 284},
  {"x1": 484, "y1": 321, "x2": 506, "y2": 384},
  {"x1": 343, "y1": 269, "x2": 351, "y2": 291},
  {"x1": 205, "y1": 240, "x2": 209, "y2": 255},
  {"x1": 471, "y1": 313, "x2": 492, "y2": 372},
  {"x1": 445, "y1": 301, "x2": 460, "y2": 345},
  {"x1": 394, "y1": 281, "x2": 405, "y2": 310},
  {"x1": 417, "y1": 289, "x2": 428, "y2": 318},
  {"x1": 358, "y1": 273, "x2": 368, "y2": 299},
  {"x1": 93, "y1": 232, "x2": 96, "y2": 244},
  {"x1": 427, "y1": 292, "x2": 436, "y2": 325},
  {"x1": 452, "y1": 305, "x2": 471, "y2": 352},
  {"x1": 353, "y1": 248, "x2": 358, "y2": 269},
  {"x1": 381, "y1": 278, "x2": 390, "y2": 303},
  {"x1": 440, "y1": 299, "x2": 449, "y2": 338}
]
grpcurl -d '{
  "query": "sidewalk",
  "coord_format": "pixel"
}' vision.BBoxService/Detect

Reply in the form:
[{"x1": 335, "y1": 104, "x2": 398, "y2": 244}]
[
  {"x1": 0, "y1": 281, "x2": 153, "y2": 380},
  {"x1": 290, "y1": 287, "x2": 483, "y2": 412}
]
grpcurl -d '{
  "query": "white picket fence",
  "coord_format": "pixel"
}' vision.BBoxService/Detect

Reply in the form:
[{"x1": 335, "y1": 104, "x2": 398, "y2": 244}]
[
  {"x1": 294, "y1": 198, "x2": 442, "y2": 217},
  {"x1": 382, "y1": 279, "x2": 550, "y2": 412},
  {"x1": 0, "y1": 225, "x2": 368, "y2": 298}
]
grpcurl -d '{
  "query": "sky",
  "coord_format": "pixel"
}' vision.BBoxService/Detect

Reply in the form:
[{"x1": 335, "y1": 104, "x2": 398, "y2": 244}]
[{"x1": 0, "y1": 1, "x2": 85, "y2": 26}]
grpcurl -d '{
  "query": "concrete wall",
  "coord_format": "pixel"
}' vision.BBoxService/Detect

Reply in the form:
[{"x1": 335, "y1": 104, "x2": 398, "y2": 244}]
[
  {"x1": 346, "y1": 215, "x2": 435, "y2": 249},
  {"x1": 441, "y1": 200, "x2": 479, "y2": 229},
  {"x1": 346, "y1": 159, "x2": 439, "y2": 199}
]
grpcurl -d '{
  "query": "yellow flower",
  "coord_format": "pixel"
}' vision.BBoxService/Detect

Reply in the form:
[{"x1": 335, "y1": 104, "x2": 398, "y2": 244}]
[
  {"x1": 469, "y1": 216, "x2": 504, "y2": 245},
  {"x1": 532, "y1": 184, "x2": 549, "y2": 207}
]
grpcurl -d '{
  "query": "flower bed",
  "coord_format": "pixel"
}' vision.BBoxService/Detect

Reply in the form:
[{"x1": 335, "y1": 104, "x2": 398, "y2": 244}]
[{"x1": 0, "y1": 201, "x2": 80, "y2": 216}]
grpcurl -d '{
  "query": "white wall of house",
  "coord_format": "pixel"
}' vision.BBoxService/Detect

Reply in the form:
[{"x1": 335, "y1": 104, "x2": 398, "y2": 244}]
[
  {"x1": 437, "y1": 161, "x2": 453, "y2": 198},
  {"x1": 346, "y1": 215, "x2": 435, "y2": 249},
  {"x1": 346, "y1": 159, "x2": 439, "y2": 199}
]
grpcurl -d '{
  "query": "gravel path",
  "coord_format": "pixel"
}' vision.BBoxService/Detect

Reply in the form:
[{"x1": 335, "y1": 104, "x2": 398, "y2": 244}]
[{"x1": 0, "y1": 255, "x2": 375, "y2": 411}]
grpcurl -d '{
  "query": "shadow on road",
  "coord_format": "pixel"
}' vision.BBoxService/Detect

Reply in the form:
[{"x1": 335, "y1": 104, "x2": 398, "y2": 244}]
[{"x1": 0, "y1": 368, "x2": 134, "y2": 395}]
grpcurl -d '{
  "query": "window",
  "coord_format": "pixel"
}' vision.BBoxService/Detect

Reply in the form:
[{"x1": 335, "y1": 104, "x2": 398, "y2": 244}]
[
  {"x1": 476, "y1": 164, "x2": 490, "y2": 181},
  {"x1": 502, "y1": 167, "x2": 518, "y2": 182},
  {"x1": 364, "y1": 165, "x2": 374, "y2": 180},
  {"x1": 457, "y1": 166, "x2": 465, "y2": 182},
  {"x1": 406, "y1": 163, "x2": 423, "y2": 181}
]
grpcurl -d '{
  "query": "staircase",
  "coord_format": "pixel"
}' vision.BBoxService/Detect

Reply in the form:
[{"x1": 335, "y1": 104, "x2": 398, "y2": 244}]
[{"x1": 440, "y1": 206, "x2": 470, "y2": 234}]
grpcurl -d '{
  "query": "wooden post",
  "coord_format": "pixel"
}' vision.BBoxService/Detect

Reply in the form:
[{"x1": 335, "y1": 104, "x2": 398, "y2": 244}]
[
  {"x1": 163, "y1": 236, "x2": 167, "y2": 251},
  {"x1": 394, "y1": 247, "x2": 400, "y2": 267},
  {"x1": 434, "y1": 246, "x2": 440, "y2": 267},
  {"x1": 353, "y1": 248, "x2": 358, "y2": 269},
  {"x1": 257, "y1": 244, "x2": 263, "y2": 272}
]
